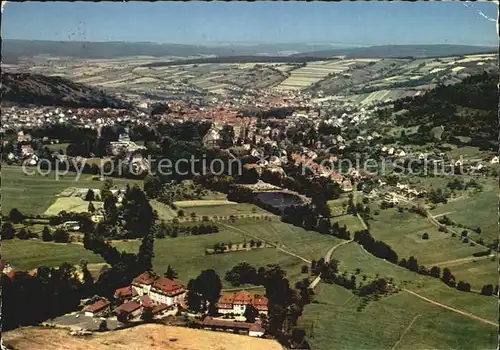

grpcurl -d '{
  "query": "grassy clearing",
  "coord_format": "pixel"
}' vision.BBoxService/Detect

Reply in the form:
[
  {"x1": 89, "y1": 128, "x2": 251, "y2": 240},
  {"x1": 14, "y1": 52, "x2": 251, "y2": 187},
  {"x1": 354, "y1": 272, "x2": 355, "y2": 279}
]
[
  {"x1": 1, "y1": 166, "x2": 141, "y2": 215},
  {"x1": 112, "y1": 225, "x2": 306, "y2": 287},
  {"x1": 44, "y1": 197, "x2": 103, "y2": 216},
  {"x1": 177, "y1": 202, "x2": 270, "y2": 218},
  {"x1": 369, "y1": 208, "x2": 481, "y2": 266},
  {"x1": 111, "y1": 220, "x2": 341, "y2": 287},
  {"x1": 441, "y1": 257, "x2": 498, "y2": 288},
  {"x1": 429, "y1": 183, "x2": 497, "y2": 245},
  {"x1": 1, "y1": 239, "x2": 104, "y2": 270},
  {"x1": 299, "y1": 283, "x2": 497, "y2": 350},
  {"x1": 150, "y1": 199, "x2": 177, "y2": 221},
  {"x1": 233, "y1": 221, "x2": 343, "y2": 261},
  {"x1": 174, "y1": 200, "x2": 237, "y2": 207},
  {"x1": 331, "y1": 243, "x2": 497, "y2": 322}
]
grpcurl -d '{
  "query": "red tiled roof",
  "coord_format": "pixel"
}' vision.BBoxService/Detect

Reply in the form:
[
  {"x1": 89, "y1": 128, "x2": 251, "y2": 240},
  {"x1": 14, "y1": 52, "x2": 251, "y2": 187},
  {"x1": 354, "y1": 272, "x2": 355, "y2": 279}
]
[
  {"x1": 132, "y1": 271, "x2": 157, "y2": 286},
  {"x1": 151, "y1": 276, "x2": 185, "y2": 296},
  {"x1": 234, "y1": 291, "x2": 253, "y2": 305},
  {"x1": 251, "y1": 295, "x2": 268, "y2": 310},
  {"x1": 114, "y1": 286, "x2": 134, "y2": 298},
  {"x1": 113, "y1": 301, "x2": 141, "y2": 315},
  {"x1": 84, "y1": 299, "x2": 110, "y2": 313},
  {"x1": 151, "y1": 303, "x2": 169, "y2": 315},
  {"x1": 217, "y1": 293, "x2": 235, "y2": 309},
  {"x1": 140, "y1": 295, "x2": 154, "y2": 308}
]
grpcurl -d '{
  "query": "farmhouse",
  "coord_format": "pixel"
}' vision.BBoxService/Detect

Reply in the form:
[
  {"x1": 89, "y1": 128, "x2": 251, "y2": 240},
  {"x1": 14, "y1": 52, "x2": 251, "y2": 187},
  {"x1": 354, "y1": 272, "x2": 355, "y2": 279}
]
[
  {"x1": 217, "y1": 291, "x2": 268, "y2": 316},
  {"x1": 83, "y1": 298, "x2": 111, "y2": 317}
]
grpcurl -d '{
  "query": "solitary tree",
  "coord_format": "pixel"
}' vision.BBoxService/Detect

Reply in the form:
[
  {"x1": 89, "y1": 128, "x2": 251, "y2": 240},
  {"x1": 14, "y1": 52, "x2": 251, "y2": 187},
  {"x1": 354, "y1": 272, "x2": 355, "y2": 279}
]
[
  {"x1": 53, "y1": 228, "x2": 70, "y2": 243},
  {"x1": 480, "y1": 284, "x2": 494, "y2": 296},
  {"x1": 9, "y1": 208, "x2": 24, "y2": 224},
  {"x1": 85, "y1": 189, "x2": 96, "y2": 201},
  {"x1": 88, "y1": 201, "x2": 96, "y2": 214},
  {"x1": 1, "y1": 223, "x2": 16, "y2": 240},
  {"x1": 42, "y1": 226, "x2": 53, "y2": 242},
  {"x1": 244, "y1": 304, "x2": 259, "y2": 323},
  {"x1": 17, "y1": 228, "x2": 30, "y2": 240},
  {"x1": 164, "y1": 265, "x2": 179, "y2": 280}
]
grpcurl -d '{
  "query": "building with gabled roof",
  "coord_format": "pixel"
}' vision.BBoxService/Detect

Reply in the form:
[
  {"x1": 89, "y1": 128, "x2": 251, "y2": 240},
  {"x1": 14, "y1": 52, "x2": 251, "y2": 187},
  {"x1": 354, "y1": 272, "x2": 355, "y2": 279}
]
[
  {"x1": 131, "y1": 271, "x2": 186, "y2": 307},
  {"x1": 83, "y1": 298, "x2": 111, "y2": 317},
  {"x1": 113, "y1": 301, "x2": 142, "y2": 321},
  {"x1": 217, "y1": 291, "x2": 268, "y2": 316}
]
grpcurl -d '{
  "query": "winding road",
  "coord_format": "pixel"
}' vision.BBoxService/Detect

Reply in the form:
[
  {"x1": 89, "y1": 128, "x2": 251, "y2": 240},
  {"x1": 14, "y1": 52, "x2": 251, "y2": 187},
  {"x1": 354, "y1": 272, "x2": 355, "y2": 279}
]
[{"x1": 308, "y1": 239, "x2": 354, "y2": 289}]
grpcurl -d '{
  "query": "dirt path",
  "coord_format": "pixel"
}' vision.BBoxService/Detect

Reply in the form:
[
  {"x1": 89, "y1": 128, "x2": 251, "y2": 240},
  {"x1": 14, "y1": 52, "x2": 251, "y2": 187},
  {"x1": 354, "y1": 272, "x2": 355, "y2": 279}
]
[
  {"x1": 222, "y1": 285, "x2": 264, "y2": 292},
  {"x1": 391, "y1": 314, "x2": 421, "y2": 350},
  {"x1": 219, "y1": 223, "x2": 311, "y2": 264},
  {"x1": 308, "y1": 240, "x2": 353, "y2": 289},
  {"x1": 432, "y1": 211, "x2": 456, "y2": 219},
  {"x1": 430, "y1": 255, "x2": 493, "y2": 267},
  {"x1": 403, "y1": 289, "x2": 498, "y2": 327}
]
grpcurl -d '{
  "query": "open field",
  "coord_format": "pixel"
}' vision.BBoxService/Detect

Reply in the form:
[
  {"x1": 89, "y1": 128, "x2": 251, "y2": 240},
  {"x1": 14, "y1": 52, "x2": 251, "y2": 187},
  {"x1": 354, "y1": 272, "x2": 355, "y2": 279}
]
[
  {"x1": 3, "y1": 324, "x2": 282, "y2": 350},
  {"x1": 275, "y1": 60, "x2": 365, "y2": 90},
  {"x1": 440, "y1": 257, "x2": 498, "y2": 288},
  {"x1": 44, "y1": 197, "x2": 103, "y2": 216},
  {"x1": 112, "y1": 220, "x2": 340, "y2": 286},
  {"x1": 1, "y1": 166, "x2": 141, "y2": 215},
  {"x1": 429, "y1": 182, "x2": 498, "y2": 245},
  {"x1": 299, "y1": 283, "x2": 497, "y2": 350},
  {"x1": 174, "y1": 199, "x2": 237, "y2": 207},
  {"x1": 330, "y1": 242, "x2": 497, "y2": 321},
  {"x1": 175, "y1": 202, "x2": 270, "y2": 218},
  {"x1": 368, "y1": 208, "x2": 483, "y2": 266},
  {"x1": 1, "y1": 239, "x2": 104, "y2": 270}
]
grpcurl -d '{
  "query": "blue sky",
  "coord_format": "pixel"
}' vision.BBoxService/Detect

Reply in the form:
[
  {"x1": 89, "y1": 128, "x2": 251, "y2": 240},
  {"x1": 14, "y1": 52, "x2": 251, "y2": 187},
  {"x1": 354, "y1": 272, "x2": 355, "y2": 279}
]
[{"x1": 2, "y1": 1, "x2": 498, "y2": 46}]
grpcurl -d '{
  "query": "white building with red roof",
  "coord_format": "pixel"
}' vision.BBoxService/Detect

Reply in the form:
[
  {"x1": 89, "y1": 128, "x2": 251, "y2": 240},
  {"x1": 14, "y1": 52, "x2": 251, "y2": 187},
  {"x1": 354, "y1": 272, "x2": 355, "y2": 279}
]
[
  {"x1": 131, "y1": 271, "x2": 186, "y2": 307},
  {"x1": 216, "y1": 291, "x2": 268, "y2": 316}
]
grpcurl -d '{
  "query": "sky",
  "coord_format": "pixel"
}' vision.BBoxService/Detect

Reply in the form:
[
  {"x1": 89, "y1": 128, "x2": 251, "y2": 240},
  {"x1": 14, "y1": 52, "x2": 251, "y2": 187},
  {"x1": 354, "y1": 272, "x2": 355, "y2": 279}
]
[{"x1": 2, "y1": 1, "x2": 498, "y2": 46}]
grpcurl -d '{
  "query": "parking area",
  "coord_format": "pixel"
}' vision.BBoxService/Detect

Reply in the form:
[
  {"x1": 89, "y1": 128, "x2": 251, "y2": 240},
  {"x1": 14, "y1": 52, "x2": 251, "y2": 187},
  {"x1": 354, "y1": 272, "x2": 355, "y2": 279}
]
[{"x1": 45, "y1": 311, "x2": 125, "y2": 331}]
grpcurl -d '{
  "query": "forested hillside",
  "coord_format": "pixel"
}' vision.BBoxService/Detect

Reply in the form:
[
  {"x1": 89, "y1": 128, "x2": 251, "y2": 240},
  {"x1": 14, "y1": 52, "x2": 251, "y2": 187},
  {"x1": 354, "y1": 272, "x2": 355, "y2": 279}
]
[
  {"x1": 393, "y1": 72, "x2": 498, "y2": 148},
  {"x1": 1, "y1": 73, "x2": 132, "y2": 109}
]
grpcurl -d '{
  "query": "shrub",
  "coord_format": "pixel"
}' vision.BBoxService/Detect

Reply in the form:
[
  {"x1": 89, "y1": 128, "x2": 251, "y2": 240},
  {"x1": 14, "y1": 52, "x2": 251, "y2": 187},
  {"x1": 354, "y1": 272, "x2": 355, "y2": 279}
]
[{"x1": 422, "y1": 232, "x2": 429, "y2": 240}]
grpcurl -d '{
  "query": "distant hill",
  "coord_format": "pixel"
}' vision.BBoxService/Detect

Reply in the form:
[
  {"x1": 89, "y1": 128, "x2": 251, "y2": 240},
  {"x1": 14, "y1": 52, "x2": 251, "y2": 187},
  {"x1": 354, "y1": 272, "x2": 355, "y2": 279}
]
[
  {"x1": 1, "y1": 72, "x2": 133, "y2": 109},
  {"x1": 3, "y1": 40, "x2": 496, "y2": 63},
  {"x1": 393, "y1": 72, "x2": 498, "y2": 148},
  {"x1": 290, "y1": 45, "x2": 498, "y2": 59},
  {"x1": 142, "y1": 55, "x2": 331, "y2": 67},
  {"x1": 1, "y1": 40, "x2": 339, "y2": 63}
]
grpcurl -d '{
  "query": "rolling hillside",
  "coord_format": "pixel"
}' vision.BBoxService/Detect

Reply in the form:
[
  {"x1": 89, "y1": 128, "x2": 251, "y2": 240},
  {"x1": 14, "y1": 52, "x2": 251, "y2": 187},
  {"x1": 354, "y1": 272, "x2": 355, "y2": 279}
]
[{"x1": 1, "y1": 72, "x2": 133, "y2": 109}]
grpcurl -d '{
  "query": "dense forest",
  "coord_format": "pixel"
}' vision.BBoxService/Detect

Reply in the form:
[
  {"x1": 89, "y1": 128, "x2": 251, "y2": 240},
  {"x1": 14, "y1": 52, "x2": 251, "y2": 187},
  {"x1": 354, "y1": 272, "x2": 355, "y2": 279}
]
[{"x1": 393, "y1": 72, "x2": 499, "y2": 148}]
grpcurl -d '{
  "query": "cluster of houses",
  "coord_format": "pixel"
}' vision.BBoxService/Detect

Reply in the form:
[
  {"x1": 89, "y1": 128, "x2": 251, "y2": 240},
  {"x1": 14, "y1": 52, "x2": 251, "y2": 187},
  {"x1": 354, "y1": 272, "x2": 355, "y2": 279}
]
[
  {"x1": 83, "y1": 271, "x2": 187, "y2": 321},
  {"x1": 81, "y1": 271, "x2": 268, "y2": 337}
]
